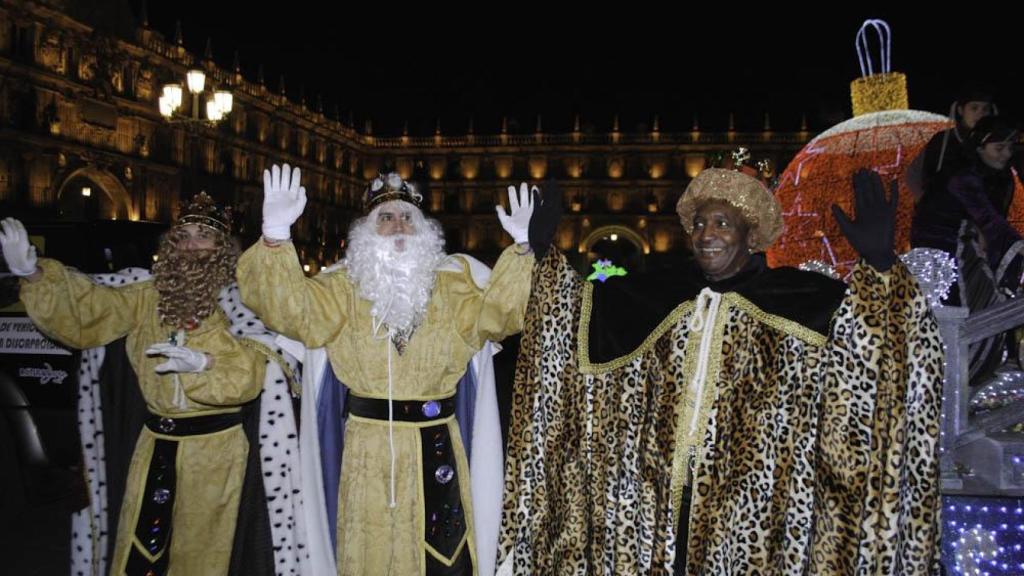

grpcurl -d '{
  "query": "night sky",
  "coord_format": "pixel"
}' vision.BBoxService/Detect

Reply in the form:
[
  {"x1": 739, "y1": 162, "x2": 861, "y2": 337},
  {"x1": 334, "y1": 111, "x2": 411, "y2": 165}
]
[{"x1": 130, "y1": 3, "x2": 1023, "y2": 137}]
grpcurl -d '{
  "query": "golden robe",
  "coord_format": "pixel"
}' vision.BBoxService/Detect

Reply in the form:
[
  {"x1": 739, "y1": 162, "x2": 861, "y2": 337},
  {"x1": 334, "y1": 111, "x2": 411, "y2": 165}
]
[
  {"x1": 21, "y1": 259, "x2": 266, "y2": 576},
  {"x1": 236, "y1": 241, "x2": 534, "y2": 576}
]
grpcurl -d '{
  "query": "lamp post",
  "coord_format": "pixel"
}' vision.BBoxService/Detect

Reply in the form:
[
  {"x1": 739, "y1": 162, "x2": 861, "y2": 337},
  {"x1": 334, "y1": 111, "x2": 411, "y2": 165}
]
[{"x1": 158, "y1": 68, "x2": 232, "y2": 125}]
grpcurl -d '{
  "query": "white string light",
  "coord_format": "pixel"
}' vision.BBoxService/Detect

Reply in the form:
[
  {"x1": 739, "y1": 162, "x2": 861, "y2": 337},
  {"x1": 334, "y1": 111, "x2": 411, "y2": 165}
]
[{"x1": 901, "y1": 248, "x2": 958, "y2": 307}]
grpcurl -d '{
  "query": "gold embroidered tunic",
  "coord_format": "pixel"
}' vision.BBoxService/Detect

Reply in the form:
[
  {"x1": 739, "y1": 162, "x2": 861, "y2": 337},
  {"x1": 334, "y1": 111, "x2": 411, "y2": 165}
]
[
  {"x1": 237, "y1": 241, "x2": 534, "y2": 575},
  {"x1": 20, "y1": 259, "x2": 266, "y2": 576}
]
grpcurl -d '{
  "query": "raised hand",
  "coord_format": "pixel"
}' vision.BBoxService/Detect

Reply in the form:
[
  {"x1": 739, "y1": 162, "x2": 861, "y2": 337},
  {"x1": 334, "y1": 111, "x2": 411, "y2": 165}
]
[
  {"x1": 831, "y1": 169, "x2": 898, "y2": 272},
  {"x1": 0, "y1": 217, "x2": 38, "y2": 277},
  {"x1": 262, "y1": 163, "x2": 307, "y2": 241},
  {"x1": 496, "y1": 182, "x2": 536, "y2": 245}
]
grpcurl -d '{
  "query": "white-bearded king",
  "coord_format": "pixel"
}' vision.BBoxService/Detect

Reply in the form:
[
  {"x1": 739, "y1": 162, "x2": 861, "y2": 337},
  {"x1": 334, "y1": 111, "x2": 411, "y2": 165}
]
[{"x1": 237, "y1": 164, "x2": 538, "y2": 575}]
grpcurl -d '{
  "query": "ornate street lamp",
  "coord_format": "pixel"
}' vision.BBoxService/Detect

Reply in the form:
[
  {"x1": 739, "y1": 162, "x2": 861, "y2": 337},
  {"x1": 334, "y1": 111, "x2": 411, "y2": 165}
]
[{"x1": 159, "y1": 68, "x2": 232, "y2": 125}]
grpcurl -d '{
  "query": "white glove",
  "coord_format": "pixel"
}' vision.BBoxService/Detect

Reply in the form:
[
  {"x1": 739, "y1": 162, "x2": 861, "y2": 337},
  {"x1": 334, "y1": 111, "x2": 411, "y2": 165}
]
[
  {"x1": 496, "y1": 182, "x2": 536, "y2": 245},
  {"x1": 145, "y1": 343, "x2": 210, "y2": 374},
  {"x1": 262, "y1": 163, "x2": 307, "y2": 241},
  {"x1": 0, "y1": 217, "x2": 38, "y2": 277}
]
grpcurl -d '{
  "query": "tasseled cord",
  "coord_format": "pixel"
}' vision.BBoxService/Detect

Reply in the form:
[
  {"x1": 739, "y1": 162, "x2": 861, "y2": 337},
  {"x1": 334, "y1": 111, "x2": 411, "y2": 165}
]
[
  {"x1": 171, "y1": 329, "x2": 189, "y2": 410},
  {"x1": 372, "y1": 298, "x2": 398, "y2": 509},
  {"x1": 685, "y1": 288, "x2": 722, "y2": 435}
]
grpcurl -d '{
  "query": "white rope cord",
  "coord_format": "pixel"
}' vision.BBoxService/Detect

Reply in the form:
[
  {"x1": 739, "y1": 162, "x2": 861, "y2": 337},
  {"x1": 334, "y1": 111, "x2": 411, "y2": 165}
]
[
  {"x1": 371, "y1": 296, "x2": 399, "y2": 509},
  {"x1": 685, "y1": 288, "x2": 723, "y2": 435},
  {"x1": 386, "y1": 328, "x2": 396, "y2": 508}
]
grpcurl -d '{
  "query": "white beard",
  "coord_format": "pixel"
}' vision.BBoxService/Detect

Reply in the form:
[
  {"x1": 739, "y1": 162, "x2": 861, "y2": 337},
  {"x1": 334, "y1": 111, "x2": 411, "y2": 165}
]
[{"x1": 342, "y1": 207, "x2": 446, "y2": 337}]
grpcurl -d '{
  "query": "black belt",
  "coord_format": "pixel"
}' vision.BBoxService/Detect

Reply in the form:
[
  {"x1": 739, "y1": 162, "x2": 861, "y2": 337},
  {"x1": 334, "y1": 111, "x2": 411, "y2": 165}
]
[
  {"x1": 145, "y1": 411, "x2": 243, "y2": 436},
  {"x1": 346, "y1": 394, "x2": 456, "y2": 423}
]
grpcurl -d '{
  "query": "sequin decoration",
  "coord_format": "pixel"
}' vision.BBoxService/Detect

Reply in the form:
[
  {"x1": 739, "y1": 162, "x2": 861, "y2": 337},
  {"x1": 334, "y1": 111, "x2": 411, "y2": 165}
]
[
  {"x1": 152, "y1": 488, "x2": 171, "y2": 505},
  {"x1": 434, "y1": 464, "x2": 454, "y2": 485},
  {"x1": 421, "y1": 400, "x2": 441, "y2": 419},
  {"x1": 676, "y1": 168, "x2": 783, "y2": 252}
]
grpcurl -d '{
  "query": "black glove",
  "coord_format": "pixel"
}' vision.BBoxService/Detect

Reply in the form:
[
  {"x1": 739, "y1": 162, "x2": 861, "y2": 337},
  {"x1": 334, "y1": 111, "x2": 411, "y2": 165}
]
[
  {"x1": 831, "y1": 169, "x2": 898, "y2": 272},
  {"x1": 528, "y1": 179, "x2": 563, "y2": 261}
]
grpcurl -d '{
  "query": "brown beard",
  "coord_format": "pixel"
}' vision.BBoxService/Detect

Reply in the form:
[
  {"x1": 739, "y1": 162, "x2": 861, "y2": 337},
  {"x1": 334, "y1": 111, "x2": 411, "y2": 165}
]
[{"x1": 152, "y1": 228, "x2": 239, "y2": 329}]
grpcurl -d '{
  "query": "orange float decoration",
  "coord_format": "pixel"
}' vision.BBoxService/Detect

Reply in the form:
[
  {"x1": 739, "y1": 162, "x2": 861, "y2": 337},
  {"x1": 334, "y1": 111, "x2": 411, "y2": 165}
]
[{"x1": 768, "y1": 20, "x2": 1024, "y2": 277}]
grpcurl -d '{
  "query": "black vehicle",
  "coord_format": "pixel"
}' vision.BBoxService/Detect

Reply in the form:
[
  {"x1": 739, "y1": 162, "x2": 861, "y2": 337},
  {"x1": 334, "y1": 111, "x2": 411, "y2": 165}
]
[{"x1": 0, "y1": 219, "x2": 164, "y2": 575}]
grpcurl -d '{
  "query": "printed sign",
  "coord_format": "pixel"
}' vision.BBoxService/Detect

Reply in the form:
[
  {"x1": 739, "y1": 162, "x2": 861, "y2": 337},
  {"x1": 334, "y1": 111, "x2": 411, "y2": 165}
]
[
  {"x1": 0, "y1": 317, "x2": 71, "y2": 356},
  {"x1": 17, "y1": 361, "x2": 69, "y2": 385}
]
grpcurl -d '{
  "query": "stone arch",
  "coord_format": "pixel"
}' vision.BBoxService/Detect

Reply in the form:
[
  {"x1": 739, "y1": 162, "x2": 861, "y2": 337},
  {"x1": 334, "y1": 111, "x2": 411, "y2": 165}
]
[
  {"x1": 581, "y1": 224, "x2": 649, "y2": 255},
  {"x1": 56, "y1": 165, "x2": 131, "y2": 220}
]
